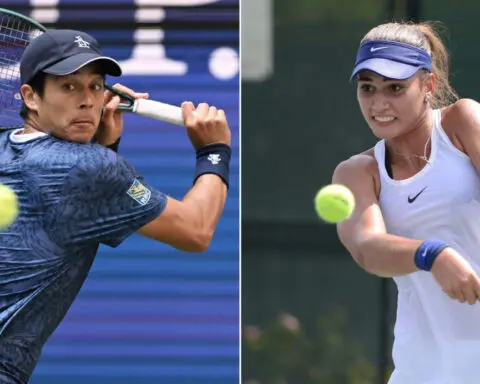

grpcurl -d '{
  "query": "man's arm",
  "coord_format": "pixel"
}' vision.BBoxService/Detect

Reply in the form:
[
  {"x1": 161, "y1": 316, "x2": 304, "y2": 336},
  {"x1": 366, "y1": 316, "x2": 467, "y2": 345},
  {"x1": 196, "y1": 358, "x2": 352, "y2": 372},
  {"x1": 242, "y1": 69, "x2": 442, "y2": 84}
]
[
  {"x1": 137, "y1": 102, "x2": 232, "y2": 252},
  {"x1": 138, "y1": 175, "x2": 227, "y2": 252}
]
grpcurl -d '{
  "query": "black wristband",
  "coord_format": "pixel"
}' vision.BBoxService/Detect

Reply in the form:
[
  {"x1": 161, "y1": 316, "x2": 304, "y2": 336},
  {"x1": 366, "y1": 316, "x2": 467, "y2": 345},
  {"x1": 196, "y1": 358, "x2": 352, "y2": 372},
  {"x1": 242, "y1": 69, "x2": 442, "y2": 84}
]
[
  {"x1": 194, "y1": 143, "x2": 232, "y2": 188},
  {"x1": 106, "y1": 137, "x2": 121, "y2": 153}
]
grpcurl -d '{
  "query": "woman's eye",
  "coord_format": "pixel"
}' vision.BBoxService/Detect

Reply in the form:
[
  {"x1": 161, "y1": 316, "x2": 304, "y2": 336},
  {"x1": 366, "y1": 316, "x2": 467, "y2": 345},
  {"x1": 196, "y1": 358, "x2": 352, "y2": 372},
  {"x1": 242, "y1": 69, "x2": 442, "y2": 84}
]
[
  {"x1": 360, "y1": 84, "x2": 374, "y2": 92},
  {"x1": 390, "y1": 84, "x2": 403, "y2": 93}
]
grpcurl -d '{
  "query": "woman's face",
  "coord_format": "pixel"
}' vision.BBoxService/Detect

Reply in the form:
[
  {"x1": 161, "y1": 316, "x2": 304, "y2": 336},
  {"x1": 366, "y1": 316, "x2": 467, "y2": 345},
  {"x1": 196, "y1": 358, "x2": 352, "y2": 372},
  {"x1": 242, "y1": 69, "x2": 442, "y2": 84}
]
[{"x1": 356, "y1": 70, "x2": 434, "y2": 140}]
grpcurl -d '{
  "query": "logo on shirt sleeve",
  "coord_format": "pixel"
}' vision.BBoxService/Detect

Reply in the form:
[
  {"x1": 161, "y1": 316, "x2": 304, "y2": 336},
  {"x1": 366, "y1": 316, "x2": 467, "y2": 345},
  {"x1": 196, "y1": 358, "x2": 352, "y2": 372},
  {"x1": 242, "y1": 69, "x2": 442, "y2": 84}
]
[{"x1": 127, "y1": 179, "x2": 151, "y2": 206}]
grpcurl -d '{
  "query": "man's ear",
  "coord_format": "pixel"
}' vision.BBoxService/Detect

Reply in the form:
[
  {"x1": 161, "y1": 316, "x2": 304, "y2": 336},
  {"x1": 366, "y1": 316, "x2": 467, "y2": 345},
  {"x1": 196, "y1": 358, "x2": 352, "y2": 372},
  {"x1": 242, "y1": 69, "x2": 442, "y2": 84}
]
[{"x1": 20, "y1": 84, "x2": 39, "y2": 113}]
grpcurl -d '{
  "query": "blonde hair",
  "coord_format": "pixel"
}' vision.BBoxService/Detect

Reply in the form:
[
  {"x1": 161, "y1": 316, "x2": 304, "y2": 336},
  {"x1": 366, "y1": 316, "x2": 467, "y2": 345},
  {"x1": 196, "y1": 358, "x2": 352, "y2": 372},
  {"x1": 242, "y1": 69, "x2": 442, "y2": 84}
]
[{"x1": 361, "y1": 21, "x2": 458, "y2": 109}]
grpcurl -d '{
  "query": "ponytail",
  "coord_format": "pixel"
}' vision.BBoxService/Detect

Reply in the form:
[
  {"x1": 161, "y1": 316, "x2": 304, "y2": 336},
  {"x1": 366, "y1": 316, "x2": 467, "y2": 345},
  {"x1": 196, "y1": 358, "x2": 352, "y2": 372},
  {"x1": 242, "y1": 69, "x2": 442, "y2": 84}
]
[{"x1": 415, "y1": 22, "x2": 458, "y2": 108}]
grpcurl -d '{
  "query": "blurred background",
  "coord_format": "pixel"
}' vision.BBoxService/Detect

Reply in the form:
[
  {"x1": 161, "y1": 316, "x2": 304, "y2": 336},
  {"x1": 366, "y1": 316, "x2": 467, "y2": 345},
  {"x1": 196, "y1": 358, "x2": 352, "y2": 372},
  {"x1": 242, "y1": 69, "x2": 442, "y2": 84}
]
[
  {"x1": 242, "y1": 0, "x2": 480, "y2": 383},
  {"x1": 3, "y1": 1, "x2": 239, "y2": 383}
]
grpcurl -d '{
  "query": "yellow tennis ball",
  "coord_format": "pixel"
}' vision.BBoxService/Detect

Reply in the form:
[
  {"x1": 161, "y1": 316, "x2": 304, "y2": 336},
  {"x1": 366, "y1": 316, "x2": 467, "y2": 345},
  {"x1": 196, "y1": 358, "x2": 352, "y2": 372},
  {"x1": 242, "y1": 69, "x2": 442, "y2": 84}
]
[
  {"x1": 0, "y1": 184, "x2": 18, "y2": 230},
  {"x1": 314, "y1": 184, "x2": 355, "y2": 223}
]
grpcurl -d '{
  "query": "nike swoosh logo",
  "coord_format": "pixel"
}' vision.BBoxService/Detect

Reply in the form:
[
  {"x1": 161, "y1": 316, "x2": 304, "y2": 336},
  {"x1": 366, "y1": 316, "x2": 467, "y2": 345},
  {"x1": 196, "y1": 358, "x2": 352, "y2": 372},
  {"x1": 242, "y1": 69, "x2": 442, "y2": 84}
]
[
  {"x1": 408, "y1": 187, "x2": 427, "y2": 203},
  {"x1": 370, "y1": 47, "x2": 388, "y2": 52}
]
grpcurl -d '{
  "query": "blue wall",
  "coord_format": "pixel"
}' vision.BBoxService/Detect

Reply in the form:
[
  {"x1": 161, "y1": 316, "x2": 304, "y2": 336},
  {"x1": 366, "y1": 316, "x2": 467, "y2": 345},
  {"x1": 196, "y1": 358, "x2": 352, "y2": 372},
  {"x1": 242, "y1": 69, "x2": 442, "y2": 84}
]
[{"x1": 3, "y1": 1, "x2": 239, "y2": 383}]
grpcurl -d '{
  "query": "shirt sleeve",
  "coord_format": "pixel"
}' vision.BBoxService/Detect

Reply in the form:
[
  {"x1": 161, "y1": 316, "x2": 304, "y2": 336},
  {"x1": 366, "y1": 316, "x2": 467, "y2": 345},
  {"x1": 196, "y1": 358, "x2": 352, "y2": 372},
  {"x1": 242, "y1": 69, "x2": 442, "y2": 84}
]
[{"x1": 46, "y1": 146, "x2": 167, "y2": 248}]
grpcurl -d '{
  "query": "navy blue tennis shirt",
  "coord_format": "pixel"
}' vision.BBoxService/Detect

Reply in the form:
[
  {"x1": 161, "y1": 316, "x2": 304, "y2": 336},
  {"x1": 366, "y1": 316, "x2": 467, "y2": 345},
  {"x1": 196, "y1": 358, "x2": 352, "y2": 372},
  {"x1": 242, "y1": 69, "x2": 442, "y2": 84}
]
[
  {"x1": 0, "y1": 29, "x2": 167, "y2": 383},
  {"x1": 0, "y1": 130, "x2": 167, "y2": 383}
]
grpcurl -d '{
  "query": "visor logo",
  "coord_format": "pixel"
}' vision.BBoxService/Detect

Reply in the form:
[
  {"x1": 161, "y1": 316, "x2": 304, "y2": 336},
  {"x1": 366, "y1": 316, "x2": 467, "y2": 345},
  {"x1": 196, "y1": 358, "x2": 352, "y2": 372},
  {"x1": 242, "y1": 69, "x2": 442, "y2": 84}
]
[{"x1": 370, "y1": 46, "x2": 388, "y2": 52}]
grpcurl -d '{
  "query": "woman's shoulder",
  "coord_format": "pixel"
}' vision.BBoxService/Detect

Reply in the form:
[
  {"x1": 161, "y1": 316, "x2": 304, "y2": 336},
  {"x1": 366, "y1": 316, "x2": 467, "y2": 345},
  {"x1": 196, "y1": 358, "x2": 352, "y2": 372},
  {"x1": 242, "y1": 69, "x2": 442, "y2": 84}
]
[
  {"x1": 334, "y1": 148, "x2": 379, "y2": 180},
  {"x1": 441, "y1": 98, "x2": 478, "y2": 125},
  {"x1": 333, "y1": 148, "x2": 381, "y2": 198},
  {"x1": 440, "y1": 98, "x2": 480, "y2": 151}
]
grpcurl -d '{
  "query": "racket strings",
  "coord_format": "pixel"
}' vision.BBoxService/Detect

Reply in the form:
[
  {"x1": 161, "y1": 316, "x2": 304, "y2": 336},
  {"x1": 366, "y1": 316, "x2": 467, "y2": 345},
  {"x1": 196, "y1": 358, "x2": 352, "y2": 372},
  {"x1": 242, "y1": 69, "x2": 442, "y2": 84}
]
[{"x1": 0, "y1": 12, "x2": 42, "y2": 128}]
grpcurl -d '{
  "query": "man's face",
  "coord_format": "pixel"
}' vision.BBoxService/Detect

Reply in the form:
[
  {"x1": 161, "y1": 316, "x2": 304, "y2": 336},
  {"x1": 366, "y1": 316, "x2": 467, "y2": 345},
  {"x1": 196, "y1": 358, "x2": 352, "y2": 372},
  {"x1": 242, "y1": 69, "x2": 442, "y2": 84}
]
[{"x1": 26, "y1": 64, "x2": 105, "y2": 143}]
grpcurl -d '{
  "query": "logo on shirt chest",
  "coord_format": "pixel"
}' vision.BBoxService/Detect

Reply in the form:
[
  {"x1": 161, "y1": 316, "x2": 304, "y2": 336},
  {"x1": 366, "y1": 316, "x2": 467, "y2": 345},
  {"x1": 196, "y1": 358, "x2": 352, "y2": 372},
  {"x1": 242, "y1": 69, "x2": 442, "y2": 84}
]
[
  {"x1": 408, "y1": 186, "x2": 427, "y2": 203},
  {"x1": 127, "y1": 179, "x2": 151, "y2": 206}
]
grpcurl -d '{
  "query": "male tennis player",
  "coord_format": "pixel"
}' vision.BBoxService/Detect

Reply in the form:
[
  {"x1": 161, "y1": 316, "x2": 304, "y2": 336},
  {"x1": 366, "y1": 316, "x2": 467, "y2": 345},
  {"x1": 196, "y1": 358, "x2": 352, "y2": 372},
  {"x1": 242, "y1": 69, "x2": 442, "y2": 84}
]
[
  {"x1": 334, "y1": 21, "x2": 480, "y2": 383},
  {"x1": 0, "y1": 29, "x2": 232, "y2": 383}
]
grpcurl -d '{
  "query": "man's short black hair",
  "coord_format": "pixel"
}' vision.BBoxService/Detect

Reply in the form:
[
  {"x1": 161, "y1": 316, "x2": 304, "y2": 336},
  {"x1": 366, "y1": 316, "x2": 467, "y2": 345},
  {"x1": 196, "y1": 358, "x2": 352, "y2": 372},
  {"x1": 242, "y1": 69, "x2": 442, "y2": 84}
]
[{"x1": 19, "y1": 72, "x2": 47, "y2": 120}]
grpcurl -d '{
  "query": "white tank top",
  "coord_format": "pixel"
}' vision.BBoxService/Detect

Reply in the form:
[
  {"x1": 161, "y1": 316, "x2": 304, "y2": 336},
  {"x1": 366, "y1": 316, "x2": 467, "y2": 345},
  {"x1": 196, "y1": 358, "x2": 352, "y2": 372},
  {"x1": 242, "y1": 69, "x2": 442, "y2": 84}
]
[{"x1": 374, "y1": 109, "x2": 480, "y2": 384}]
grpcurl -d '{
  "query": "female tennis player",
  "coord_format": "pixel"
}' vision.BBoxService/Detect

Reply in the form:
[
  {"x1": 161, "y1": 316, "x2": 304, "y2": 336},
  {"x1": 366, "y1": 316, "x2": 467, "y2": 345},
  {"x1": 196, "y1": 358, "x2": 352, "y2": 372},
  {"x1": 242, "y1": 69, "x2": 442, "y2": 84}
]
[{"x1": 334, "y1": 21, "x2": 480, "y2": 383}]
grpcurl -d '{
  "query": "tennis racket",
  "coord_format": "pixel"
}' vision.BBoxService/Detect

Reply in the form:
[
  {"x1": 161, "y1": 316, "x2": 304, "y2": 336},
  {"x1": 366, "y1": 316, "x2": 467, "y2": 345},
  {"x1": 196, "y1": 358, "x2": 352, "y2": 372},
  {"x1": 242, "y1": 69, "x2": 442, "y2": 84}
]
[{"x1": 0, "y1": 7, "x2": 185, "y2": 129}]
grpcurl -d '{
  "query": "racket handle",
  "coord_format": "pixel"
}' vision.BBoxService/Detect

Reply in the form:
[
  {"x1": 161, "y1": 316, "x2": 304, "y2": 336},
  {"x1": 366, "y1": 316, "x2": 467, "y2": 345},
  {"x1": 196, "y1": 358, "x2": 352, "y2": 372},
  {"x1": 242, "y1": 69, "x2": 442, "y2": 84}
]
[{"x1": 132, "y1": 99, "x2": 185, "y2": 126}]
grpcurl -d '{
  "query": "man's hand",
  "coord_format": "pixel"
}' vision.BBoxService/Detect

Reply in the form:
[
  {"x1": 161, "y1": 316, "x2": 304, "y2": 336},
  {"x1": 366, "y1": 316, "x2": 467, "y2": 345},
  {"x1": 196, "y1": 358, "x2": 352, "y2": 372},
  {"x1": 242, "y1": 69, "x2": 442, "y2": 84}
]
[
  {"x1": 182, "y1": 102, "x2": 231, "y2": 149},
  {"x1": 95, "y1": 83, "x2": 149, "y2": 147}
]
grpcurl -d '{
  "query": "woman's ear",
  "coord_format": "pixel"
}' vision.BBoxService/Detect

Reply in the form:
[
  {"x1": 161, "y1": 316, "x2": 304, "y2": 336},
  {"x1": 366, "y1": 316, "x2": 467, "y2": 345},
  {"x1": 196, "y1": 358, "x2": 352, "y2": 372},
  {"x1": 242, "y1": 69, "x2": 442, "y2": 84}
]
[
  {"x1": 20, "y1": 84, "x2": 39, "y2": 113},
  {"x1": 425, "y1": 72, "x2": 436, "y2": 97}
]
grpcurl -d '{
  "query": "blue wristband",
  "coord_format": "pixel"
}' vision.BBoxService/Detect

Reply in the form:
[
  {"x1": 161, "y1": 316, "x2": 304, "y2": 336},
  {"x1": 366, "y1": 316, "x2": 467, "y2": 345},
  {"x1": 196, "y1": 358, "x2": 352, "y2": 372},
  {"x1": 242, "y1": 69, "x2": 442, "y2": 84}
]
[
  {"x1": 194, "y1": 143, "x2": 231, "y2": 188},
  {"x1": 414, "y1": 240, "x2": 449, "y2": 271}
]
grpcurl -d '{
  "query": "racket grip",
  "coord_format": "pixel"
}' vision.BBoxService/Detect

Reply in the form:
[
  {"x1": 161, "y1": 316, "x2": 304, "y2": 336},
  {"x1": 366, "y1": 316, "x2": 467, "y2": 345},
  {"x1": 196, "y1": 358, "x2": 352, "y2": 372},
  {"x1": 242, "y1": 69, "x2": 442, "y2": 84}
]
[{"x1": 133, "y1": 99, "x2": 185, "y2": 126}]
